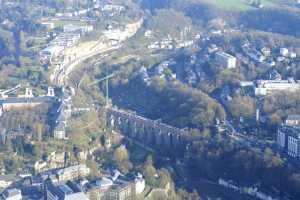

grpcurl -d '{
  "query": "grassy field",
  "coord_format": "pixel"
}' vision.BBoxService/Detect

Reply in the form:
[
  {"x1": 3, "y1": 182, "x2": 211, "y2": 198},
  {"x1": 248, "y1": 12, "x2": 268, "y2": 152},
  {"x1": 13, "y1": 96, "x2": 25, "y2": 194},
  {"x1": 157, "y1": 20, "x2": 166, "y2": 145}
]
[{"x1": 200, "y1": 0, "x2": 283, "y2": 11}]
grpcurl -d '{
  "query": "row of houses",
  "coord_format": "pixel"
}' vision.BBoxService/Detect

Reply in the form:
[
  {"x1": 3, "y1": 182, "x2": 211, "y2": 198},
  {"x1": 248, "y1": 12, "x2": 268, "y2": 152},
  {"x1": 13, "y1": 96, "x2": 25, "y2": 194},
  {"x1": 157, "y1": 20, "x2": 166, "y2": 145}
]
[
  {"x1": 242, "y1": 42, "x2": 298, "y2": 67},
  {"x1": 0, "y1": 164, "x2": 145, "y2": 200},
  {"x1": 53, "y1": 88, "x2": 72, "y2": 140}
]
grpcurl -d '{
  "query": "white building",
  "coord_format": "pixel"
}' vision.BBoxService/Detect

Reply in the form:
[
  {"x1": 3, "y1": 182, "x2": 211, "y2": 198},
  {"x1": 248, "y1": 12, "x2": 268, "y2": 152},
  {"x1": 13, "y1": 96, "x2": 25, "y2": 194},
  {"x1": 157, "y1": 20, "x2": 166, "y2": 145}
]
[
  {"x1": 50, "y1": 33, "x2": 81, "y2": 48},
  {"x1": 215, "y1": 52, "x2": 237, "y2": 69},
  {"x1": 280, "y1": 48, "x2": 289, "y2": 57},
  {"x1": 134, "y1": 173, "x2": 145, "y2": 194},
  {"x1": 63, "y1": 25, "x2": 93, "y2": 34},
  {"x1": 289, "y1": 52, "x2": 297, "y2": 58},
  {"x1": 255, "y1": 79, "x2": 300, "y2": 96},
  {"x1": 286, "y1": 115, "x2": 300, "y2": 126},
  {"x1": 40, "y1": 46, "x2": 64, "y2": 62}
]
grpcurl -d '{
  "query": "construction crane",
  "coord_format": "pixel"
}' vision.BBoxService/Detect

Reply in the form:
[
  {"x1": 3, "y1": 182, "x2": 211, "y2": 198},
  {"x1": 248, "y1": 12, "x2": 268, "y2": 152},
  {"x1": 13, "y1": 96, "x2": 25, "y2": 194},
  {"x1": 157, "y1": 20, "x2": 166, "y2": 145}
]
[{"x1": 88, "y1": 73, "x2": 115, "y2": 107}]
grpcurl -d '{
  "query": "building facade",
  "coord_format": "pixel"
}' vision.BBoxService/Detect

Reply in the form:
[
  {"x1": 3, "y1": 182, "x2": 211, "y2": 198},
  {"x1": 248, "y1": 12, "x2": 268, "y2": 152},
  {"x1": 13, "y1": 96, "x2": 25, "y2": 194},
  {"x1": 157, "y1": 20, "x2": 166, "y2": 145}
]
[
  {"x1": 255, "y1": 79, "x2": 300, "y2": 96},
  {"x1": 56, "y1": 164, "x2": 90, "y2": 182},
  {"x1": 277, "y1": 120, "x2": 300, "y2": 158},
  {"x1": 102, "y1": 181, "x2": 135, "y2": 200},
  {"x1": 215, "y1": 52, "x2": 237, "y2": 69}
]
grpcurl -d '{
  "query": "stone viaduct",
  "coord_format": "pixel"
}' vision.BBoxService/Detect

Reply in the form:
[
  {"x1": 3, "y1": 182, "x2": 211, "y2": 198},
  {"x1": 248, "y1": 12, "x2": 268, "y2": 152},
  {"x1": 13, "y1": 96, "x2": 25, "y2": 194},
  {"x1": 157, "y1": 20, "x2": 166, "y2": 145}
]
[{"x1": 106, "y1": 107, "x2": 189, "y2": 155}]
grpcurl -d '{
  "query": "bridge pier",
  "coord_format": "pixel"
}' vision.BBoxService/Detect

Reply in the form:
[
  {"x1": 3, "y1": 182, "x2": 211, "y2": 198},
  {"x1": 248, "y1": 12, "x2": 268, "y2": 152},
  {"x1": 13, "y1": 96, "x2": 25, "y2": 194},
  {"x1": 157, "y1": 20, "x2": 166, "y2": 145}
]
[{"x1": 106, "y1": 108, "x2": 187, "y2": 155}]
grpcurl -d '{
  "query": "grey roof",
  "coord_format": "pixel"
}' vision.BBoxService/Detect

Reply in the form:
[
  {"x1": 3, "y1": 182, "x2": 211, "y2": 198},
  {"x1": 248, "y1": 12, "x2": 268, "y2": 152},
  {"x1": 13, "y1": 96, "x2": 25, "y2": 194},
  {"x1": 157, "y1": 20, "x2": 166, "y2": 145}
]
[{"x1": 46, "y1": 181, "x2": 89, "y2": 200}]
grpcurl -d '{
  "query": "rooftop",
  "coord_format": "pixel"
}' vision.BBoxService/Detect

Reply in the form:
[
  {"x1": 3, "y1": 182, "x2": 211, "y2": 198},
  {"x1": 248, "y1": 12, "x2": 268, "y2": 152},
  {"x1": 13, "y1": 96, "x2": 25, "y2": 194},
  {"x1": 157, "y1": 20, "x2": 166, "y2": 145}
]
[
  {"x1": 2, "y1": 188, "x2": 21, "y2": 198},
  {"x1": 286, "y1": 115, "x2": 300, "y2": 121},
  {"x1": 216, "y1": 51, "x2": 236, "y2": 59},
  {"x1": 0, "y1": 96, "x2": 55, "y2": 105},
  {"x1": 46, "y1": 180, "x2": 89, "y2": 200}
]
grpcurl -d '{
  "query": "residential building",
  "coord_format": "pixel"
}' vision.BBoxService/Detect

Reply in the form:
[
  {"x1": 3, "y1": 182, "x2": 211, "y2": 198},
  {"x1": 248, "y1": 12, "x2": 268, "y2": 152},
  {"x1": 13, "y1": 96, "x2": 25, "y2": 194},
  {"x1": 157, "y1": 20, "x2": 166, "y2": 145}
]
[
  {"x1": 0, "y1": 105, "x2": 3, "y2": 117},
  {"x1": 87, "y1": 171, "x2": 144, "y2": 200},
  {"x1": 34, "y1": 161, "x2": 48, "y2": 173},
  {"x1": 277, "y1": 117, "x2": 300, "y2": 158},
  {"x1": 255, "y1": 79, "x2": 300, "y2": 96},
  {"x1": 56, "y1": 164, "x2": 90, "y2": 182},
  {"x1": 53, "y1": 122, "x2": 66, "y2": 139},
  {"x1": 287, "y1": 132, "x2": 300, "y2": 158},
  {"x1": 46, "y1": 180, "x2": 89, "y2": 200},
  {"x1": 260, "y1": 47, "x2": 271, "y2": 57},
  {"x1": 280, "y1": 48, "x2": 289, "y2": 57},
  {"x1": 286, "y1": 115, "x2": 300, "y2": 126},
  {"x1": 1, "y1": 189, "x2": 22, "y2": 200},
  {"x1": 215, "y1": 52, "x2": 237, "y2": 69},
  {"x1": 290, "y1": 52, "x2": 297, "y2": 58},
  {"x1": 102, "y1": 179, "x2": 135, "y2": 200}
]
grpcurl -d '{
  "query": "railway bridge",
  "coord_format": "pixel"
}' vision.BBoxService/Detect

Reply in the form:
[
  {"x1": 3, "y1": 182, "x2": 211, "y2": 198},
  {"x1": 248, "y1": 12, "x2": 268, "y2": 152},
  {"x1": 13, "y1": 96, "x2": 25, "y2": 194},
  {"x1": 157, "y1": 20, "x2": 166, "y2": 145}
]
[{"x1": 106, "y1": 107, "x2": 189, "y2": 155}]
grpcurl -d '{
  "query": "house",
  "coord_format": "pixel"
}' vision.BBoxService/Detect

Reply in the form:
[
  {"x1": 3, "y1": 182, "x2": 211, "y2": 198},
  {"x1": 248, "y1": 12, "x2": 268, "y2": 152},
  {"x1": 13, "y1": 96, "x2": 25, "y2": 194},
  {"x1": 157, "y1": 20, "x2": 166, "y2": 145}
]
[
  {"x1": 215, "y1": 52, "x2": 237, "y2": 69},
  {"x1": 1, "y1": 189, "x2": 22, "y2": 200}
]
